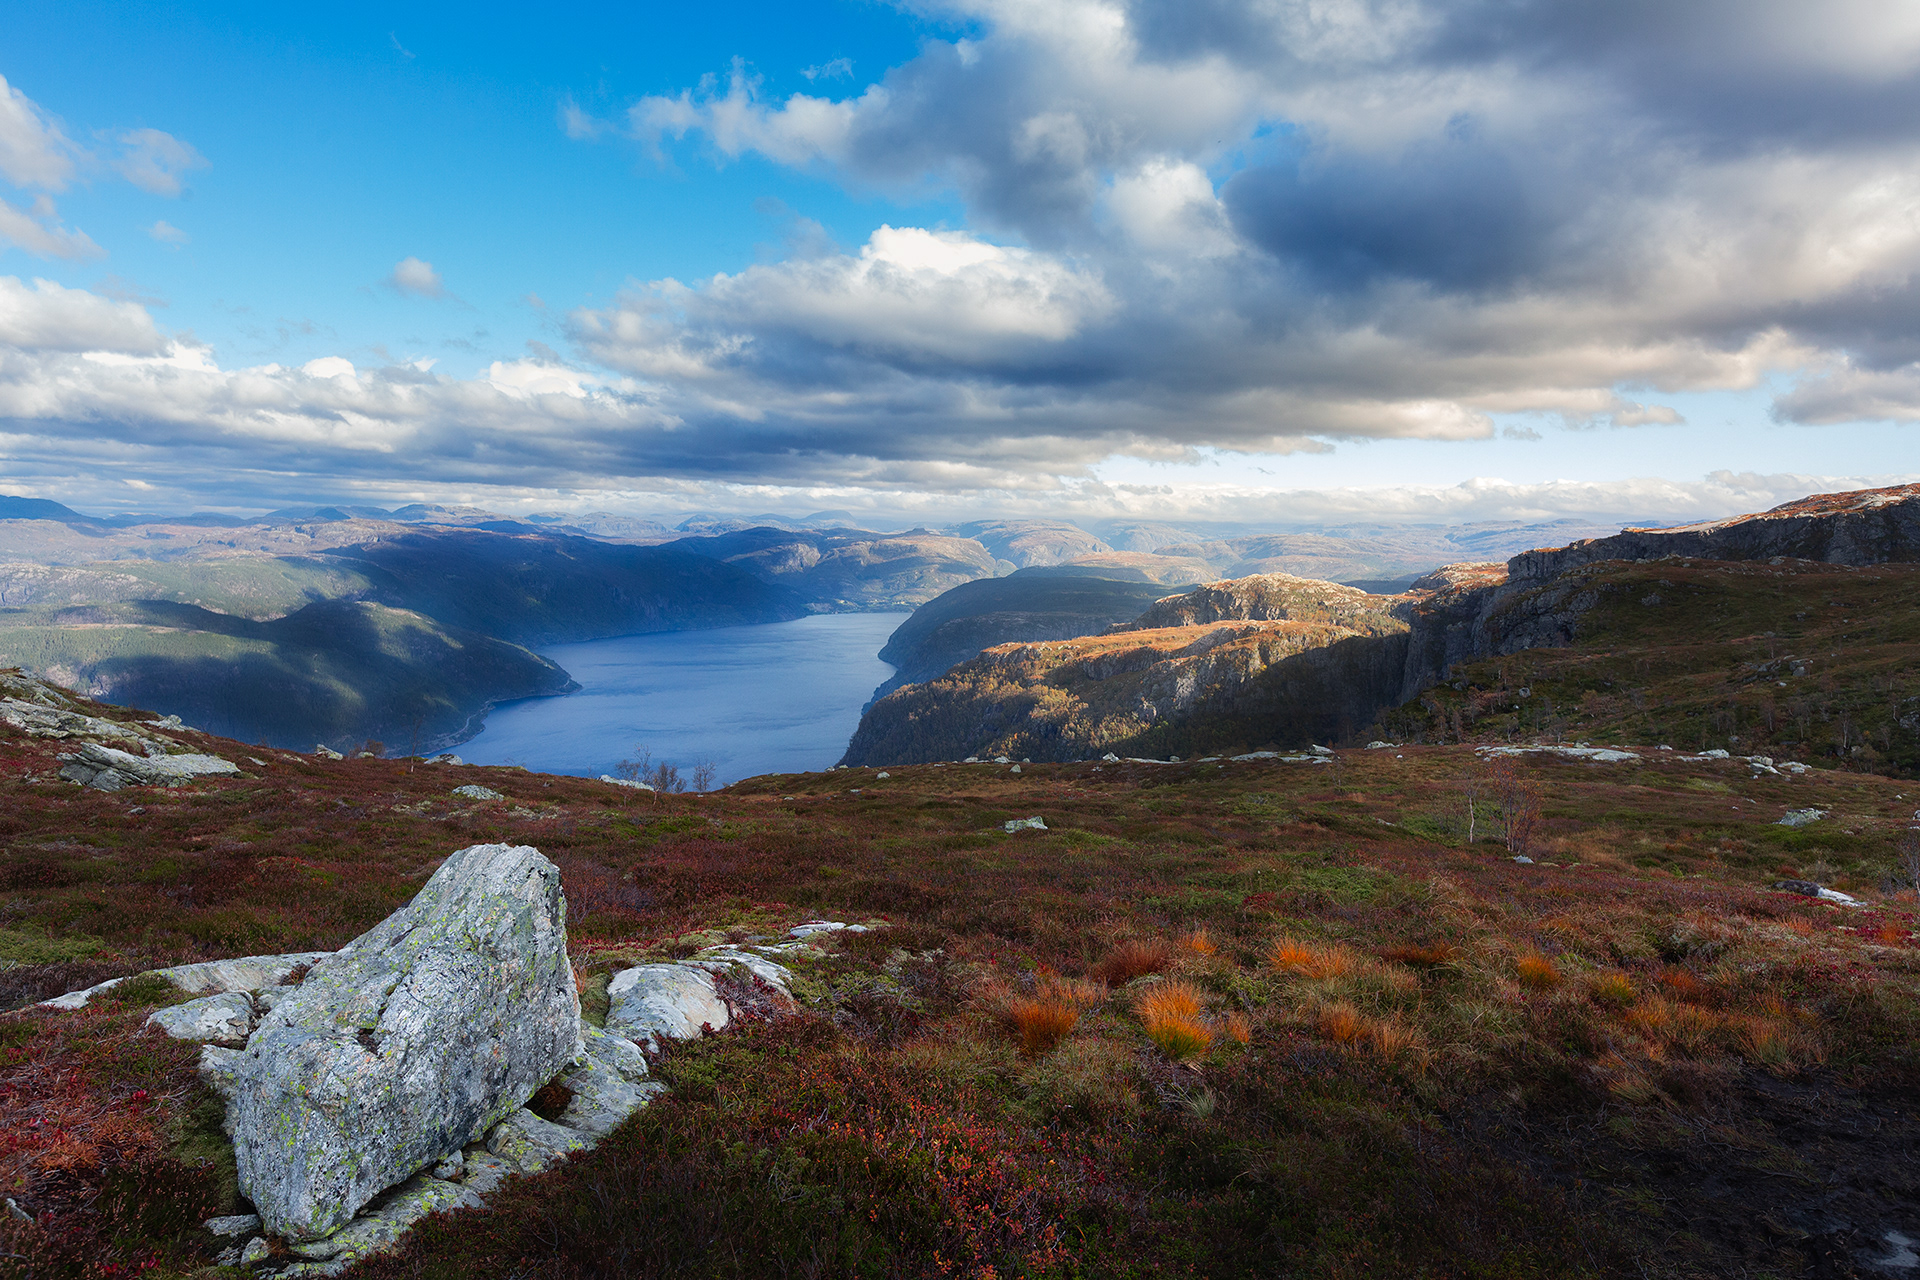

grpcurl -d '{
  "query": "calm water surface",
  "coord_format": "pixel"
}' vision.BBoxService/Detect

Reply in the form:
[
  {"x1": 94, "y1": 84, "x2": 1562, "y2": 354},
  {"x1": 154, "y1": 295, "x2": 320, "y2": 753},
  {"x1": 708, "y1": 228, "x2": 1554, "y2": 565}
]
[{"x1": 459, "y1": 613, "x2": 906, "y2": 785}]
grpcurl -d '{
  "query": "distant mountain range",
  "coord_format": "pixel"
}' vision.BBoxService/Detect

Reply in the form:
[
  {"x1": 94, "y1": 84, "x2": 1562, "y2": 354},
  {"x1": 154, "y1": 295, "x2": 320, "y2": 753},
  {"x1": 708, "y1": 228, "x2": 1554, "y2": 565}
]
[{"x1": 0, "y1": 491, "x2": 1763, "y2": 755}]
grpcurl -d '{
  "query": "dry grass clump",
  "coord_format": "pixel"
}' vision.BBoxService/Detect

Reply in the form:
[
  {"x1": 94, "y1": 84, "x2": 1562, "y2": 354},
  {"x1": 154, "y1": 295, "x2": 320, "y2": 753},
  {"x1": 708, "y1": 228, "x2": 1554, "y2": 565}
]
[
  {"x1": 1516, "y1": 951, "x2": 1563, "y2": 990},
  {"x1": 1009, "y1": 996, "x2": 1080, "y2": 1055},
  {"x1": 1589, "y1": 971, "x2": 1635, "y2": 1008},
  {"x1": 1222, "y1": 1011, "x2": 1252, "y2": 1045},
  {"x1": 1001, "y1": 972, "x2": 1108, "y2": 1056},
  {"x1": 1268, "y1": 938, "x2": 1361, "y2": 979},
  {"x1": 1381, "y1": 941, "x2": 1458, "y2": 968},
  {"x1": 1317, "y1": 1000, "x2": 1367, "y2": 1044},
  {"x1": 1133, "y1": 980, "x2": 1215, "y2": 1060},
  {"x1": 1094, "y1": 938, "x2": 1173, "y2": 985},
  {"x1": 1179, "y1": 927, "x2": 1218, "y2": 956}
]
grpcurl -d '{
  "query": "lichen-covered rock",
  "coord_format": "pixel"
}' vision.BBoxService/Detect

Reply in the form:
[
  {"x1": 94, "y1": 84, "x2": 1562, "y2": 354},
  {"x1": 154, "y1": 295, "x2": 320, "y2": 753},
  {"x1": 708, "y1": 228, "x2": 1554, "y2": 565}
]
[
  {"x1": 59, "y1": 741, "x2": 241, "y2": 790},
  {"x1": 226, "y1": 843, "x2": 582, "y2": 1241},
  {"x1": 554, "y1": 1042, "x2": 665, "y2": 1137},
  {"x1": 452, "y1": 784, "x2": 505, "y2": 801},
  {"x1": 606, "y1": 963, "x2": 730, "y2": 1047},
  {"x1": 40, "y1": 950, "x2": 329, "y2": 1010},
  {"x1": 286, "y1": 1173, "x2": 482, "y2": 1263},
  {"x1": 485, "y1": 1107, "x2": 588, "y2": 1174},
  {"x1": 147, "y1": 991, "x2": 256, "y2": 1046}
]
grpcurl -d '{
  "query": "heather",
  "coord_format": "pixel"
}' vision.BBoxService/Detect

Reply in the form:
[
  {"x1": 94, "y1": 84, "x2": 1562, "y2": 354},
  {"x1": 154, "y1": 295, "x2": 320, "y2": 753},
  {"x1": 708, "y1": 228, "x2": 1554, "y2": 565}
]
[{"x1": 4, "y1": 683, "x2": 1920, "y2": 1276}]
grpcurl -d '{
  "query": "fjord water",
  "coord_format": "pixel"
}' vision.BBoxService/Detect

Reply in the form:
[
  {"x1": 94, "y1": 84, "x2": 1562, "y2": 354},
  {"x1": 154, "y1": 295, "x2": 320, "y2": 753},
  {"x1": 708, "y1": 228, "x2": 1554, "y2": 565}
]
[{"x1": 459, "y1": 613, "x2": 907, "y2": 785}]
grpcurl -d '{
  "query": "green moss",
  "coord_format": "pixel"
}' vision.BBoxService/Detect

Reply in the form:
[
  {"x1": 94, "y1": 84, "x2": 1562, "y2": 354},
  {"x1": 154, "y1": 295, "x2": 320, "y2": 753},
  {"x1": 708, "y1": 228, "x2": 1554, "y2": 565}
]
[{"x1": 0, "y1": 924, "x2": 103, "y2": 964}]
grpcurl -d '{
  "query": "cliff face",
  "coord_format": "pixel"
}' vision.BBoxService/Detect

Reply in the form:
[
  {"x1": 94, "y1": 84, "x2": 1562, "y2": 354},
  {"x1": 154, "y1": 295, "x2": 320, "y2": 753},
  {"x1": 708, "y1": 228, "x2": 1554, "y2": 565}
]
[
  {"x1": 1507, "y1": 483, "x2": 1920, "y2": 582},
  {"x1": 842, "y1": 611, "x2": 1410, "y2": 765},
  {"x1": 1120, "y1": 573, "x2": 1407, "y2": 631}
]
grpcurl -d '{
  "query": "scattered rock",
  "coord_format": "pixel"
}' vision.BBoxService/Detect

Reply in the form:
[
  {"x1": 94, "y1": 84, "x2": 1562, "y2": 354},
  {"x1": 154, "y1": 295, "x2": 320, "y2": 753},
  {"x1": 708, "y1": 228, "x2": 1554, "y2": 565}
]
[
  {"x1": 789, "y1": 920, "x2": 866, "y2": 938},
  {"x1": 285, "y1": 1172, "x2": 482, "y2": 1265},
  {"x1": 226, "y1": 843, "x2": 582, "y2": 1241},
  {"x1": 486, "y1": 1108, "x2": 587, "y2": 1174},
  {"x1": 206, "y1": 1213, "x2": 262, "y2": 1238},
  {"x1": 426, "y1": 754, "x2": 465, "y2": 766},
  {"x1": 598, "y1": 775, "x2": 654, "y2": 791},
  {"x1": 240, "y1": 1236, "x2": 272, "y2": 1267},
  {"x1": 1773, "y1": 879, "x2": 1863, "y2": 905},
  {"x1": 1512, "y1": 856, "x2": 1534, "y2": 865},
  {"x1": 606, "y1": 963, "x2": 730, "y2": 1048},
  {"x1": 1009, "y1": 764, "x2": 1022, "y2": 773},
  {"x1": 1004, "y1": 815, "x2": 1048, "y2": 832},
  {"x1": 147, "y1": 991, "x2": 256, "y2": 1047},
  {"x1": 1101, "y1": 752, "x2": 1121, "y2": 762},
  {"x1": 41, "y1": 951, "x2": 330, "y2": 1010},
  {"x1": 452, "y1": 784, "x2": 506, "y2": 801},
  {"x1": 875, "y1": 771, "x2": 890, "y2": 779},
  {"x1": 58, "y1": 741, "x2": 241, "y2": 790},
  {"x1": 314, "y1": 745, "x2": 344, "y2": 760},
  {"x1": 1778, "y1": 808, "x2": 1828, "y2": 828}
]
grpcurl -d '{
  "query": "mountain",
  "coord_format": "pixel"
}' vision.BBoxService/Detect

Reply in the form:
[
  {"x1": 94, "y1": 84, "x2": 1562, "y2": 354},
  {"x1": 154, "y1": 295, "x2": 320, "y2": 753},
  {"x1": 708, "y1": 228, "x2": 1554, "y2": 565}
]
[
  {"x1": 841, "y1": 485, "x2": 1920, "y2": 775},
  {"x1": 0, "y1": 598, "x2": 574, "y2": 752},
  {"x1": 842, "y1": 573, "x2": 1414, "y2": 764},
  {"x1": 320, "y1": 529, "x2": 807, "y2": 647},
  {"x1": 0, "y1": 524, "x2": 807, "y2": 751},
  {"x1": 945, "y1": 519, "x2": 1114, "y2": 567},
  {"x1": 866, "y1": 569, "x2": 1178, "y2": 704},
  {"x1": 662, "y1": 526, "x2": 1000, "y2": 610},
  {"x1": 0, "y1": 496, "x2": 94, "y2": 525}
]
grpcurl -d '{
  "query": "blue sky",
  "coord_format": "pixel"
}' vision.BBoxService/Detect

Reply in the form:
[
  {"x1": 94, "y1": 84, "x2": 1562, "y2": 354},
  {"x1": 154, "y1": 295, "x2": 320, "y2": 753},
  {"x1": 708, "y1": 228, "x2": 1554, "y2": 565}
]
[{"x1": 2, "y1": 0, "x2": 1918, "y2": 526}]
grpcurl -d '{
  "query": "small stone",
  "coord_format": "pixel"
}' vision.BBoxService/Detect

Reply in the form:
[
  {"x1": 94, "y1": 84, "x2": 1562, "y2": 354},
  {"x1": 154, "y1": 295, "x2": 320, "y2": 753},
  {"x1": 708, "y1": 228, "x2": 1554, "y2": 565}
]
[
  {"x1": 206, "y1": 1213, "x2": 262, "y2": 1237},
  {"x1": 1512, "y1": 856, "x2": 1534, "y2": 865},
  {"x1": 430, "y1": 1150, "x2": 464, "y2": 1180},
  {"x1": 1777, "y1": 808, "x2": 1827, "y2": 828},
  {"x1": 314, "y1": 745, "x2": 344, "y2": 760},
  {"x1": 1003, "y1": 816, "x2": 1048, "y2": 832},
  {"x1": 1009, "y1": 764, "x2": 1022, "y2": 773},
  {"x1": 147, "y1": 991, "x2": 256, "y2": 1047},
  {"x1": 875, "y1": 771, "x2": 890, "y2": 779},
  {"x1": 598, "y1": 775, "x2": 654, "y2": 791},
  {"x1": 452, "y1": 784, "x2": 506, "y2": 801},
  {"x1": 240, "y1": 1237, "x2": 272, "y2": 1267}
]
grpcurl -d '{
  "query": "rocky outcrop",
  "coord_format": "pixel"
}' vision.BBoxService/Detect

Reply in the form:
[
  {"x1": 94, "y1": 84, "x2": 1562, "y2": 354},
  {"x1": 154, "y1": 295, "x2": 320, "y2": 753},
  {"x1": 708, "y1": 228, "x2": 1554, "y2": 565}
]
[
  {"x1": 58, "y1": 741, "x2": 242, "y2": 790},
  {"x1": 842, "y1": 612, "x2": 1412, "y2": 765},
  {"x1": 225, "y1": 843, "x2": 582, "y2": 1240},
  {"x1": 1118, "y1": 573, "x2": 1410, "y2": 631},
  {"x1": 868, "y1": 570, "x2": 1177, "y2": 703},
  {"x1": 1508, "y1": 483, "x2": 1920, "y2": 582}
]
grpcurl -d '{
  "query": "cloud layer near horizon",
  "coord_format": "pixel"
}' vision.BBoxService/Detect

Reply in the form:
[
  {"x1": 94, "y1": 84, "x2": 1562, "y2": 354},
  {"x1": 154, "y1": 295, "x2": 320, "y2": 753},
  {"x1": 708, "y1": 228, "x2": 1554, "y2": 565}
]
[{"x1": 4, "y1": 1, "x2": 1920, "y2": 514}]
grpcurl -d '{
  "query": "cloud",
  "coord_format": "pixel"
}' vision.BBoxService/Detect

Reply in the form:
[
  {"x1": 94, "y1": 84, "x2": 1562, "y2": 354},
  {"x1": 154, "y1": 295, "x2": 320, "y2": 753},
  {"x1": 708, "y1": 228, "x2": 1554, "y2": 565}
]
[
  {"x1": 803, "y1": 58, "x2": 854, "y2": 81},
  {"x1": 0, "y1": 196, "x2": 103, "y2": 260},
  {"x1": 387, "y1": 256, "x2": 445, "y2": 299},
  {"x1": 554, "y1": 0, "x2": 1920, "y2": 475},
  {"x1": 148, "y1": 219, "x2": 189, "y2": 246},
  {"x1": 111, "y1": 128, "x2": 208, "y2": 197},
  {"x1": 0, "y1": 275, "x2": 165, "y2": 352},
  {"x1": 0, "y1": 74, "x2": 77, "y2": 190}
]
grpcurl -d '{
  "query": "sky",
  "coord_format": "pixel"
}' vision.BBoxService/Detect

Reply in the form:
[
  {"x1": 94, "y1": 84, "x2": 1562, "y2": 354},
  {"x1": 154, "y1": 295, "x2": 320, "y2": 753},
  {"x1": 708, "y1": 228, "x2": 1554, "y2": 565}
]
[{"x1": 1, "y1": 0, "x2": 1918, "y2": 528}]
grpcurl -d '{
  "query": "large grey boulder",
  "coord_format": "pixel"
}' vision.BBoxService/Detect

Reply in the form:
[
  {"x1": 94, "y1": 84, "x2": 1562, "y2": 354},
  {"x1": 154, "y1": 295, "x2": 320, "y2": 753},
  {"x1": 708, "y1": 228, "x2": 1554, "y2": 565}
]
[
  {"x1": 147, "y1": 992, "x2": 256, "y2": 1047},
  {"x1": 225, "y1": 843, "x2": 582, "y2": 1241},
  {"x1": 58, "y1": 741, "x2": 241, "y2": 790},
  {"x1": 606, "y1": 963, "x2": 731, "y2": 1048}
]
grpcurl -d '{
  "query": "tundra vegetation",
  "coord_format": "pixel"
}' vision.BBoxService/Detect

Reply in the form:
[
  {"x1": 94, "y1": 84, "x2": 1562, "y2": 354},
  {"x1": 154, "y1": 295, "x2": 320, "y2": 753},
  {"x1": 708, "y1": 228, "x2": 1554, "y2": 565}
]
[{"x1": 2, "y1": 675, "x2": 1919, "y2": 1277}]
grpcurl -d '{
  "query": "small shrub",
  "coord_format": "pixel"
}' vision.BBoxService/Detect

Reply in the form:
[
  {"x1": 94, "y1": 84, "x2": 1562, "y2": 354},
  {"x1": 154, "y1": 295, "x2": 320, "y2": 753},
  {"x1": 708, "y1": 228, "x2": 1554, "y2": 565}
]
[
  {"x1": 1516, "y1": 951, "x2": 1562, "y2": 990},
  {"x1": 1094, "y1": 938, "x2": 1172, "y2": 985}
]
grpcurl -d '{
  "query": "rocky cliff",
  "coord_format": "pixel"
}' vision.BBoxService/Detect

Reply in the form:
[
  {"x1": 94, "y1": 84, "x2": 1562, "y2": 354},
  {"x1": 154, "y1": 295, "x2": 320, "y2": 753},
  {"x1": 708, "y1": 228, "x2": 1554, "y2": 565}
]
[{"x1": 1507, "y1": 483, "x2": 1920, "y2": 582}]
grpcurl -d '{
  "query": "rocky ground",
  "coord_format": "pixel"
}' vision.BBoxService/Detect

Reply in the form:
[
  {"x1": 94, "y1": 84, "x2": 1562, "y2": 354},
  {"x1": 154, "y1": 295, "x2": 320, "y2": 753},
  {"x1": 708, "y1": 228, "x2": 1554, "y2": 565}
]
[{"x1": 2, "y1": 669, "x2": 1919, "y2": 1278}]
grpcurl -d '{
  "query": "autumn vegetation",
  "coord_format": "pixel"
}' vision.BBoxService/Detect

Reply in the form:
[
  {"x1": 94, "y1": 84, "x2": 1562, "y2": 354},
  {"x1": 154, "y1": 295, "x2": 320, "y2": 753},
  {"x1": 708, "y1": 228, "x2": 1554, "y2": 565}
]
[{"x1": 1, "y1": 638, "x2": 1919, "y2": 1275}]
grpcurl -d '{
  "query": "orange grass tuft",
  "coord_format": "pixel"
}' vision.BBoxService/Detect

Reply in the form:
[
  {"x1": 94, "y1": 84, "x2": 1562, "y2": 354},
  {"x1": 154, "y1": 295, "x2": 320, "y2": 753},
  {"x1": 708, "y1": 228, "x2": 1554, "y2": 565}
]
[
  {"x1": 1180, "y1": 927, "x2": 1218, "y2": 956},
  {"x1": 1134, "y1": 980, "x2": 1214, "y2": 1060},
  {"x1": 1094, "y1": 938, "x2": 1174, "y2": 985},
  {"x1": 1366, "y1": 1017, "x2": 1423, "y2": 1062},
  {"x1": 1317, "y1": 1000, "x2": 1367, "y2": 1044},
  {"x1": 1659, "y1": 967, "x2": 1711, "y2": 1003},
  {"x1": 1381, "y1": 941, "x2": 1458, "y2": 967},
  {"x1": 1516, "y1": 951, "x2": 1562, "y2": 990},
  {"x1": 1268, "y1": 938, "x2": 1358, "y2": 979},
  {"x1": 1223, "y1": 1011, "x2": 1252, "y2": 1045},
  {"x1": 1009, "y1": 997, "x2": 1080, "y2": 1055}
]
